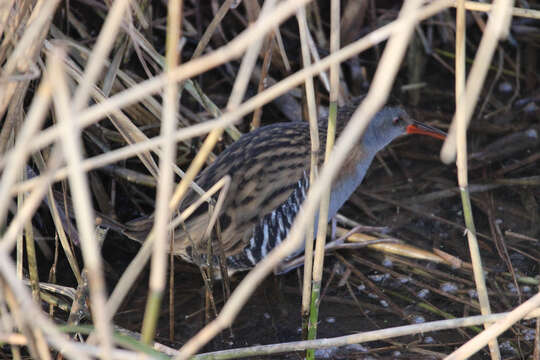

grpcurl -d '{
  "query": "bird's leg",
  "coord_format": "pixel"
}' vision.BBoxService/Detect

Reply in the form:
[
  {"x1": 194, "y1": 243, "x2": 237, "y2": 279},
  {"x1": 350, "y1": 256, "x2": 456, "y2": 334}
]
[
  {"x1": 201, "y1": 175, "x2": 232, "y2": 286},
  {"x1": 197, "y1": 226, "x2": 219, "y2": 326},
  {"x1": 213, "y1": 220, "x2": 231, "y2": 297},
  {"x1": 169, "y1": 176, "x2": 232, "y2": 326},
  {"x1": 178, "y1": 220, "x2": 218, "y2": 320},
  {"x1": 274, "y1": 256, "x2": 305, "y2": 275},
  {"x1": 168, "y1": 175, "x2": 231, "y2": 277},
  {"x1": 192, "y1": 176, "x2": 233, "y2": 324}
]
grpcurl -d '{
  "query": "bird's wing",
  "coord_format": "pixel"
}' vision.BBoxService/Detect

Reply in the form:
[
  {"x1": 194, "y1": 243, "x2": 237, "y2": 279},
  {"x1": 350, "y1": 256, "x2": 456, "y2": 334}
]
[{"x1": 175, "y1": 123, "x2": 312, "y2": 258}]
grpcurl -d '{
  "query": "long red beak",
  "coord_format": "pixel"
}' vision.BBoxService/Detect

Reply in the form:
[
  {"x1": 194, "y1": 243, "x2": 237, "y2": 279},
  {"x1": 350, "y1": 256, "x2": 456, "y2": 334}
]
[{"x1": 406, "y1": 121, "x2": 446, "y2": 140}]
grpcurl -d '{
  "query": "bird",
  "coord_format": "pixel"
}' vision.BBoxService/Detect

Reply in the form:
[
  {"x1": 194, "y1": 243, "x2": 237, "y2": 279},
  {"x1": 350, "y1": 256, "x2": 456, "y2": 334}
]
[{"x1": 123, "y1": 103, "x2": 446, "y2": 274}]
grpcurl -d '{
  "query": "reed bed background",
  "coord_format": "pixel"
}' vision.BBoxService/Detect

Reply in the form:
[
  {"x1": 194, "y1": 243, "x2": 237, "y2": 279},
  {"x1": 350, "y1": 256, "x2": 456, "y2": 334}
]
[{"x1": 0, "y1": 0, "x2": 539, "y2": 359}]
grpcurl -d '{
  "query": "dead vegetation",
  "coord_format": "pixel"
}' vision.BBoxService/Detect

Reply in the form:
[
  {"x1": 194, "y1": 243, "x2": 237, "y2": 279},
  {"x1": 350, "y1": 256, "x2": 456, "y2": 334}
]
[{"x1": 0, "y1": 1, "x2": 539, "y2": 359}]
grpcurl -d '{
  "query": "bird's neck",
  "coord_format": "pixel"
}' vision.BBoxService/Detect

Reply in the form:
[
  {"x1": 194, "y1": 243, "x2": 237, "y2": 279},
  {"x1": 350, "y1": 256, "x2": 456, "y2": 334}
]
[
  {"x1": 327, "y1": 150, "x2": 376, "y2": 220},
  {"x1": 318, "y1": 121, "x2": 391, "y2": 221},
  {"x1": 315, "y1": 106, "x2": 399, "y2": 220}
]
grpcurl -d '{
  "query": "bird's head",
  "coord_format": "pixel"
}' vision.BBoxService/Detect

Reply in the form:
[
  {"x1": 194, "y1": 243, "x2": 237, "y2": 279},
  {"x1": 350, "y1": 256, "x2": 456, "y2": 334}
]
[{"x1": 363, "y1": 107, "x2": 446, "y2": 151}]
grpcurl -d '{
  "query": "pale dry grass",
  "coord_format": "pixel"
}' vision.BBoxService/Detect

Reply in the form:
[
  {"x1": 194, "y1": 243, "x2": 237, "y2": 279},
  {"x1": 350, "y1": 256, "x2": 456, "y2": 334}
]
[{"x1": 0, "y1": 1, "x2": 538, "y2": 359}]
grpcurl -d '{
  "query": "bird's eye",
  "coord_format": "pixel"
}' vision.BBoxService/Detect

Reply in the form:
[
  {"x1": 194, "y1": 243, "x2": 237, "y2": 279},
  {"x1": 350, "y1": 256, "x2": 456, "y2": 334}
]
[{"x1": 392, "y1": 116, "x2": 401, "y2": 125}]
